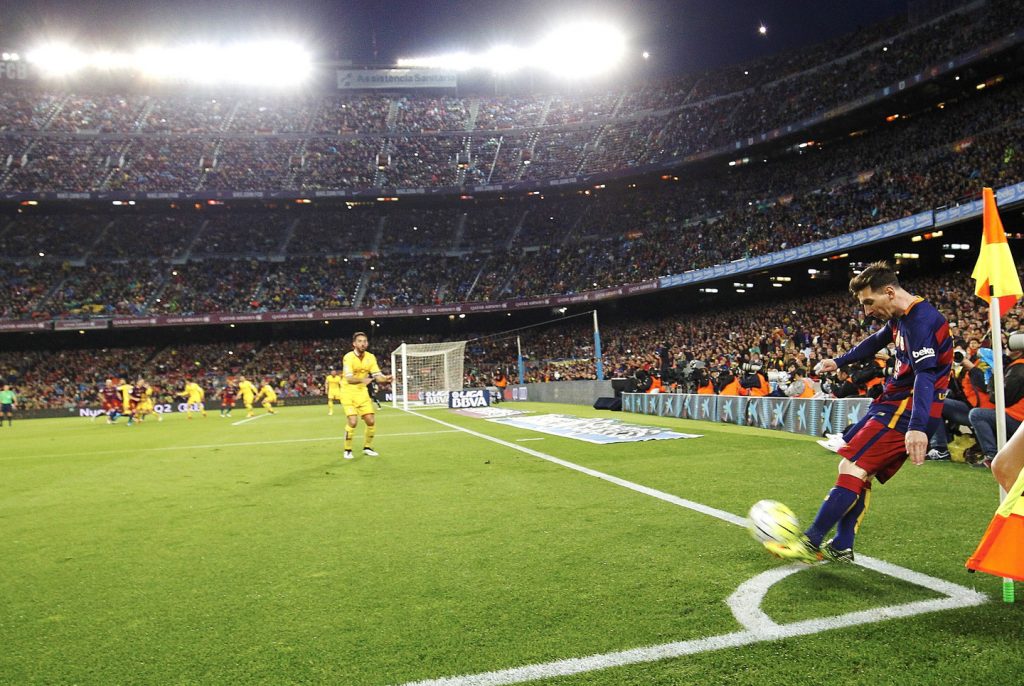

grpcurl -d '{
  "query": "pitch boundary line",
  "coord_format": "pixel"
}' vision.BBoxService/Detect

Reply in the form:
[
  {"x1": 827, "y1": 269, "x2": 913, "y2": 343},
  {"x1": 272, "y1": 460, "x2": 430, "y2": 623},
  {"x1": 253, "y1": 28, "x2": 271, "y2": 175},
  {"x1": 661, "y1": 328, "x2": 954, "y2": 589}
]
[{"x1": 394, "y1": 411, "x2": 988, "y2": 686}]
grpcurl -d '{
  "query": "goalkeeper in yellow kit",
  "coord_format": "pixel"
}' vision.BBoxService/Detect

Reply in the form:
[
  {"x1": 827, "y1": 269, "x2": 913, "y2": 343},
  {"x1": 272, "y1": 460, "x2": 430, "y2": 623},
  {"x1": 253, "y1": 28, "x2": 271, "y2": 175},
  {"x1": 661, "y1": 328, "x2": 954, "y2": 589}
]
[{"x1": 341, "y1": 331, "x2": 392, "y2": 460}]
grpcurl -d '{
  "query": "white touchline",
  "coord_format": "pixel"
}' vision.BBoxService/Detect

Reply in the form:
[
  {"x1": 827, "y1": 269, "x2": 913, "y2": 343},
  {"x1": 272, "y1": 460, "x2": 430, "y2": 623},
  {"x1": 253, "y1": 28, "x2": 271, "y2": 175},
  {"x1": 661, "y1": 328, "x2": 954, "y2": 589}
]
[
  {"x1": 393, "y1": 411, "x2": 989, "y2": 686},
  {"x1": 514, "y1": 438, "x2": 545, "y2": 442}
]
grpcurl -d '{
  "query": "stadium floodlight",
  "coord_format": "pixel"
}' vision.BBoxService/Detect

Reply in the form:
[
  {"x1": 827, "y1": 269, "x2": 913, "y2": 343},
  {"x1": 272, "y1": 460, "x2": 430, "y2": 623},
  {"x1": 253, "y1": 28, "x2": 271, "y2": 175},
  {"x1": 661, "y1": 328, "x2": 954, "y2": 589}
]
[
  {"x1": 534, "y1": 21, "x2": 627, "y2": 77},
  {"x1": 397, "y1": 19, "x2": 628, "y2": 78},
  {"x1": 29, "y1": 40, "x2": 312, "y2": 86},
  {"x1": 483, "y1": 45, "x2": 527, "y2": 75},
  {"x1": 25, "y1": 43, "x2": 86, "y2": 77},
  {"x1": 397, "y1": 52, "x2": 473, "y2": 71}
]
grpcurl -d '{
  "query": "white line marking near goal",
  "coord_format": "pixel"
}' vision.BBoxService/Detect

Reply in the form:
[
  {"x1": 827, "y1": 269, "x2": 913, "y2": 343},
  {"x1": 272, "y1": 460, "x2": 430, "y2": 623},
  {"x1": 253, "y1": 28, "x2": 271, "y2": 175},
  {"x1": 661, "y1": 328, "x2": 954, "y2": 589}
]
[
  {"x1": 394, "y1": 411, "x2": 988, "y2": 686},
  {"x1": 231, "y1": 414, "x2": 270, "y2": 426},
  {"x1": 514, "y1": 438, "x2": 545, "y2": 442}
]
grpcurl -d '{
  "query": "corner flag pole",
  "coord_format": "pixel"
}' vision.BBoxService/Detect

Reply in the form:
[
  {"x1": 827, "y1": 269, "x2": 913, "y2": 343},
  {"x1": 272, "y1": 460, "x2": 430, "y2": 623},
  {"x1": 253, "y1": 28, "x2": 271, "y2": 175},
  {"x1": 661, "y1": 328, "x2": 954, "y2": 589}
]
[
  {"x1": 988, "y1": 288, "x2": 1016, "y2": 604},
  {"x1": 969, "y1": 187, "x2": 1023, "y2": 602},
  {"x1": 593, "y1": 310, "x2": 604, "y2": 381}
]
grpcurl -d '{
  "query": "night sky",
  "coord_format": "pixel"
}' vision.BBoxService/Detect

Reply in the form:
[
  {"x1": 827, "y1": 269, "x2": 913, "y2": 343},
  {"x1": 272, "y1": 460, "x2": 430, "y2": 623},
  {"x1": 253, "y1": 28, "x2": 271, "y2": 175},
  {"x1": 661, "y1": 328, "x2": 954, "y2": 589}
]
[{"x1": 3, "y1": 0, "x2": 910, "y2": 73}]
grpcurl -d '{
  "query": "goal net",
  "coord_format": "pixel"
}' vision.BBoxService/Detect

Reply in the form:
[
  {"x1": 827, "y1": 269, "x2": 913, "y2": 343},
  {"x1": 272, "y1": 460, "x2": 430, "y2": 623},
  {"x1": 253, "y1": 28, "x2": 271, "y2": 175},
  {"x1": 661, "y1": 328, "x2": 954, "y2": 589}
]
[{"x1": 391, "y1": 340, "x2": 467, "y2": 410}]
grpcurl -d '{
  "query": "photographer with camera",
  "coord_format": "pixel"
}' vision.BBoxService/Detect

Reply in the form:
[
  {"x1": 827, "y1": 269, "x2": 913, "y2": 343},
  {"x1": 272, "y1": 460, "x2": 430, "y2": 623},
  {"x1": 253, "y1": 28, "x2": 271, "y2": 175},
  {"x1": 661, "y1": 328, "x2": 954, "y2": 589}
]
[
  {"x1": 923, "y1": 340, "x2": 982, "y2": 461},
  {"x1": 738, "y1": 352, "x2": 771, "y2": 396},
  {"x1": 966, "y1": 331, "x2": 1024, "y2": 469}
]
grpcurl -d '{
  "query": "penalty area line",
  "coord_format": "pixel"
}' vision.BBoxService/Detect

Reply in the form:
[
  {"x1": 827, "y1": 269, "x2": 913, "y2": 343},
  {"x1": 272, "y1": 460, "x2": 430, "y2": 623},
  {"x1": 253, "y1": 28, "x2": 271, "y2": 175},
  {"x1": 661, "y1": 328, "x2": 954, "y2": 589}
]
[{"x1": 395, "y1": 410, "x2": 988, "y2": 686}]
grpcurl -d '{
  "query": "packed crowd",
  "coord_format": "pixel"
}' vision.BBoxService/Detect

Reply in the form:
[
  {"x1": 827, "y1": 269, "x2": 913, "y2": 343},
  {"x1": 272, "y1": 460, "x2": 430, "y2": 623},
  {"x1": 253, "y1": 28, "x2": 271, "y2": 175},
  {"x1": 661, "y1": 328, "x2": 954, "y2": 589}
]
[
  {"x1": 3, "y1": 266, "x2": 1020, "y2": 412},
  {"x1": 0, "y1": 0, "x2": 1020, "y2": 194},
  {"x1": 2, "y1": 67, "x2": 1022, "y2": 321}
]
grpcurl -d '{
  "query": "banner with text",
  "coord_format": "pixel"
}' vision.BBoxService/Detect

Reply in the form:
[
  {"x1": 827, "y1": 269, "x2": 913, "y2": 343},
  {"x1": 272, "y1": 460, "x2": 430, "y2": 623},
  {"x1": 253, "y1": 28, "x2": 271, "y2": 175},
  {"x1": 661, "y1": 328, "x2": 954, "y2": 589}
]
[
  {"x1": 490, "y1": 413, "x2": 701, "y2": 444},
  {"x1": 336, "y1": 69, "x2": 457, "y2": 90}
]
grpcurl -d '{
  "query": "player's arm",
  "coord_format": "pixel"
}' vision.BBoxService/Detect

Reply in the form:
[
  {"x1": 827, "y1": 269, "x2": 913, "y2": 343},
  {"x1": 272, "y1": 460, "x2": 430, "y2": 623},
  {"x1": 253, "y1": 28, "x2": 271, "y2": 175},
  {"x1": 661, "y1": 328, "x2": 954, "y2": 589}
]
[
  {"x1": 832, "y1": 326, "x2": 894, "y2": 369},
  {"x1": 905, "y1": 318, "x2": 947, "y2": 464},
  {"x1": 368, "y1": 357, "x2": 392, "y2": 383}
]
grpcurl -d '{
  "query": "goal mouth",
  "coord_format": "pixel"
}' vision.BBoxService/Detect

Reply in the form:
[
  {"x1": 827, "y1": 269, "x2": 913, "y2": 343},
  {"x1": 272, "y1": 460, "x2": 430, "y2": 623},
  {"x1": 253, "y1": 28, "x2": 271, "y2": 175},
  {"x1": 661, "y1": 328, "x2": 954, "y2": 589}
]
[{"x1": 391, "y1": 341, "x2": 468, "y2": 411}]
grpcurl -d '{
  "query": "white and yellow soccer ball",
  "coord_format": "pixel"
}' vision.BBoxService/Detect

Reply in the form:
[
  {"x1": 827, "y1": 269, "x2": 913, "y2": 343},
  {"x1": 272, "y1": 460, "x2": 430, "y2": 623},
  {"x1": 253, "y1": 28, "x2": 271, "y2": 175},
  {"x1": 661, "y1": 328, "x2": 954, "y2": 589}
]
[{"x1": 747, "y1": 499, "x2": 802, "y2": 545}]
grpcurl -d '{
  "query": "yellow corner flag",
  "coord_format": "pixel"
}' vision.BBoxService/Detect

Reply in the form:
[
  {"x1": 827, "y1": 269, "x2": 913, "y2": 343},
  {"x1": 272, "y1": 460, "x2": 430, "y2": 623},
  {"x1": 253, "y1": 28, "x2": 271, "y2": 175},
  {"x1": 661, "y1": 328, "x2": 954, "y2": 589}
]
[
  {"x1": 966, "y1": 467, "x2": 1024, "y2": 582},
  {"x1": 971, "y1": 187, "x2": 1023, "y2": 317}
]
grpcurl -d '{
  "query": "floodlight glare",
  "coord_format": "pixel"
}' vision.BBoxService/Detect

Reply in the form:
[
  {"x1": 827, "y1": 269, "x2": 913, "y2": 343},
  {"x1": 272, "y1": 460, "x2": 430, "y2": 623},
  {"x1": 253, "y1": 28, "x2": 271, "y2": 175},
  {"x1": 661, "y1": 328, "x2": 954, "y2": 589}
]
[
  {"x1": 30, "y1": 40, "x2": 312, "y2": 86},
  {"x1": 534, "y1": 21, "x2": 627, "y2": 77},
  {"x1": 26, "y1": 43, "x2": 85, "y2": 77},
  {"x1": 397, "y1": 52, "x2": 473, "y2": 71},
  {"x1": 396, "y1": 19, "x2": 628, "y2": 78},
  {"x1": 483, "y1": 45, "x2": 526, "y2": 75}
]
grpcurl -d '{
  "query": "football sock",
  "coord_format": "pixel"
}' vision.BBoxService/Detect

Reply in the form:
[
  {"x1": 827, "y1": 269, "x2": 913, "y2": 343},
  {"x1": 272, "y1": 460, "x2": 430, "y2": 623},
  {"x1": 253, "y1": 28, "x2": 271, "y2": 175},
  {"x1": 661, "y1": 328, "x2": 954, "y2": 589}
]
[
  {"x1": 832, "y1": 483, "x2": 871, "y2": 550},
  {"x1": 344, "y1": 425, "x2": 355, "y2": 451},
  {"x1": 805, "y1": 474, "x2": 864, "y2": 547},
  {"x1": 364, "y1": 424, "x2": 376, "y2": 449}
]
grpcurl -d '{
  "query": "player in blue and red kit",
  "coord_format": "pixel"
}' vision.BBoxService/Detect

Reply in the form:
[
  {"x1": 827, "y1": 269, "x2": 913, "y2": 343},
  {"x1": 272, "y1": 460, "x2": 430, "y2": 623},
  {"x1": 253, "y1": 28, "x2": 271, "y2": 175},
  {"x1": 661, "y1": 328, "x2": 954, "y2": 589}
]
[
  {"x1": 766, "y1": 261, "x2": 953, "y2": 563},
  {"x1": 219, "y1": 382, "x2": 237, "y2": 417},
  {"x1": 100, "y1": 378, "x2": 122, "y2": 424}
]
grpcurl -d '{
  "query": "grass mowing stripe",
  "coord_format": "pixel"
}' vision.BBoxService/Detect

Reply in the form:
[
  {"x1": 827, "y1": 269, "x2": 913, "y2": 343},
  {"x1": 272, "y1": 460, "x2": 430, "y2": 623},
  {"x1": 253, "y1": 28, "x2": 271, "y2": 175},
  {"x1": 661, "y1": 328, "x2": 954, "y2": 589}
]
[
  {"x1": 404, "y1": 408, "x2": 748, "y2": 526},
  {"x1": 395, "y1": 409, "x2": 989, "y2": 686},
  {"x1": 14, "y1": 429, "x2": 460, "y2": 461}
]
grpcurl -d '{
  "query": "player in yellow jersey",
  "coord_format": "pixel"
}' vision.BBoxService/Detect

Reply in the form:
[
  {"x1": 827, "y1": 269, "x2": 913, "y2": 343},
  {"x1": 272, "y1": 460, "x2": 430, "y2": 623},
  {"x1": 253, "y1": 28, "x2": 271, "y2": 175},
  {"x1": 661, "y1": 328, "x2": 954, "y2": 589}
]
[
  {"x1": 254, "y1": 380, "x2": 278, "y2": 414},
  {"x1": 237, "y1": 376, "x2": 258, "y2": 417},
  {"x1": 118, "y1": 378, "x2": 135, "y2": 426},
  {"x1": 341, "y1": 331, "x2": 392, "y2": 460},
  {"x1": 325, "y1": 368, "x2": 343, "y2": 416},
  {"x1": 135, "y1": 378, "x2": 161, "y2": 422},
  {"x1": 177, "y1": 379, "x2": 207, "y2": 419}
]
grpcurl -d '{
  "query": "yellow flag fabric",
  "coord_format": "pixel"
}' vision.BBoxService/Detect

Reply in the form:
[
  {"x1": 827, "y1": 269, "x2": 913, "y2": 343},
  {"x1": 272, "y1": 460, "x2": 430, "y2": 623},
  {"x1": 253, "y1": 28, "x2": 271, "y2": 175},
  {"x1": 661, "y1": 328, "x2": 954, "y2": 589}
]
[
  {"x1": 966, "y1": 466, "x2": 1024, "y2": 582},
  {"x1": 971, "y1": 187, "x2": 1022, "y2": 317}
]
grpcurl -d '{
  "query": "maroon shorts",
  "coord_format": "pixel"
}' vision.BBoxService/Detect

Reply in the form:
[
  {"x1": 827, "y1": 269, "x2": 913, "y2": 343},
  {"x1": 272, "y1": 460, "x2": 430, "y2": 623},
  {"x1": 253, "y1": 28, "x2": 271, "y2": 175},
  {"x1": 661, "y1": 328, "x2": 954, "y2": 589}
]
[{"x1": 837, "y1": 417, "x2": 908, "y2": 484}]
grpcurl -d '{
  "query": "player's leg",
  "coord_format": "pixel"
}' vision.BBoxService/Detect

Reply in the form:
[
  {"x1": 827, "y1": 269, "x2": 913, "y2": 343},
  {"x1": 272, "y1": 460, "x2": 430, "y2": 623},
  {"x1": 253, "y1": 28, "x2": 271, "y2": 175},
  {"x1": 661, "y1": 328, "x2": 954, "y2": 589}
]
[
  {"x1": 362, "y1": 408, "x2": 378, "y2": 456},
  {"x1": 343, "y1": 409, "x2": 358, "y2": 459},
  {"x1": 328, "y1": 397, "x2": 334, "y2": 416},
  {"x1": 807, "y1": 421, "x2": 907, "y2": 546},
  {"x1": 245, "y1": 398, "x2": 254, "y2": 417}
]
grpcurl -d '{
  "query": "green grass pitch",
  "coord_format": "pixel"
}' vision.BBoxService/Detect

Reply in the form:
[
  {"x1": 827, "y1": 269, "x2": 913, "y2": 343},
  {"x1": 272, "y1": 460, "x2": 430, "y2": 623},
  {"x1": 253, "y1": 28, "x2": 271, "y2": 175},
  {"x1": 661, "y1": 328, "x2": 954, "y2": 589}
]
[{"x1": 2, "y1": 402, "x2": 1023, "y2": 685}]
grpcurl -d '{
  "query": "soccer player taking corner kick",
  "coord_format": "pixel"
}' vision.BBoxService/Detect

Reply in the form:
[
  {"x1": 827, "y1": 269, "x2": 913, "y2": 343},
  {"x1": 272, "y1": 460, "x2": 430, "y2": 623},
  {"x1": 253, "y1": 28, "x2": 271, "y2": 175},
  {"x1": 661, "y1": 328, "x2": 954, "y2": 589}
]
[
  {"x1": 341, "y1": 331, "x2": 392, "y2": 460},
  {"x1": 765, "y1": 261, "x2": 952, "y2": 564}
]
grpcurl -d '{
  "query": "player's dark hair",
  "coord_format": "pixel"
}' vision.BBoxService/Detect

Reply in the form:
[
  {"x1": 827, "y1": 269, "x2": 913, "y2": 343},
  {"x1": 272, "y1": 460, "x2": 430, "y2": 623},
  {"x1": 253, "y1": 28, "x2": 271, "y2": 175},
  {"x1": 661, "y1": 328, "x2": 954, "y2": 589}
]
[
  {"x1": 849, "y1": 261, "x2": 900, "y2": 294},
  {"x1": 352, "y1": 331, "x2": 367, "y2": 342}
]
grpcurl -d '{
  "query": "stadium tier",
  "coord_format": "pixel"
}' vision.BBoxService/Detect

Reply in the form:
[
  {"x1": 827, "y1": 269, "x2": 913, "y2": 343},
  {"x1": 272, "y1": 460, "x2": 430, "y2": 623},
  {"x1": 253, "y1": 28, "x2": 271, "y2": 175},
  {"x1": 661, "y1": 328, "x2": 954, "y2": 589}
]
[
  {"x1": 0, "y1": 68, "x2": 1022, "y2": 322},
  {"x1": 0, "y1": 0, "x2": 1021, "y2": 331},
  {"x1": 0, "y1": 0, "x2": 1020, "y2": 198}
]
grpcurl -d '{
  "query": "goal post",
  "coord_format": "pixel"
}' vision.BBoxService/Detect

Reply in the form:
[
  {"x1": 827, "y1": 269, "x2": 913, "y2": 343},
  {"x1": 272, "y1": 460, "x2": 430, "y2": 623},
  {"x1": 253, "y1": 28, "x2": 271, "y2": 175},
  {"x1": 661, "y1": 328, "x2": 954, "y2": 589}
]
[{"x1": 391, "y1": 340, "x2": 467, "y2": 410}]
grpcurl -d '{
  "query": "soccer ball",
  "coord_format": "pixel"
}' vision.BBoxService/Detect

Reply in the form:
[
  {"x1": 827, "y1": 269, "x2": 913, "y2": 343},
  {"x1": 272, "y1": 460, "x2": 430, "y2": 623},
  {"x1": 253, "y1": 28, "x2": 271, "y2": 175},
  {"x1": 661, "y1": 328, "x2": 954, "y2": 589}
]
[{"x1": 747, "y1": 499, "x2": 801, "y2": 545}]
